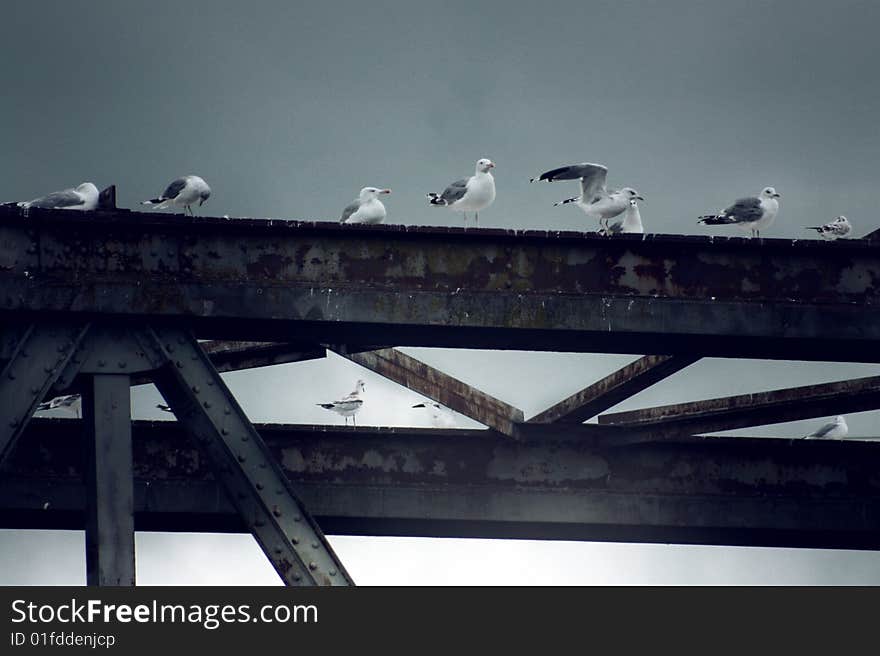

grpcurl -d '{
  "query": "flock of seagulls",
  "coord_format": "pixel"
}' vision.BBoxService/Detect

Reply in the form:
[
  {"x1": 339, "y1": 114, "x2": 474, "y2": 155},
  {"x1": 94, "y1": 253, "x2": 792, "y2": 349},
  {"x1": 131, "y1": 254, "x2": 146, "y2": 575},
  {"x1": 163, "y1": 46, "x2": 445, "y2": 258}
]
[
  {"x1": 30, "y1": 387, "x2": 854, "y2": 439},
  {"x1": 2, "y1": 159, "x2": 858, "y2": 239}
]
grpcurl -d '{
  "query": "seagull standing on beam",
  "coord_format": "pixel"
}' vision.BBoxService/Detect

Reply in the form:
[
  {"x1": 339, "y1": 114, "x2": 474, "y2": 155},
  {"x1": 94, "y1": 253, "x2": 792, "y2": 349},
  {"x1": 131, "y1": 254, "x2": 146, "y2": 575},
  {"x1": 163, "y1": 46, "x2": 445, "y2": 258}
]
[{"x1": 317, "y1": 380, "x2": 366, "y2": 427}]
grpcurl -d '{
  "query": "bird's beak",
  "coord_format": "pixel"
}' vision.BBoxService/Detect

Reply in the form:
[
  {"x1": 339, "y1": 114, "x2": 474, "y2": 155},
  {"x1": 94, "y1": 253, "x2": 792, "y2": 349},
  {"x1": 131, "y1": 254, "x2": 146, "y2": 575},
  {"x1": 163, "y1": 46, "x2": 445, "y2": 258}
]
[
  {"x1": 199, "y1": 198, "x2": 206, "y2": 205},
  {"x1": 773, "y1": 192, "x2": 781, "y2": 198},
  {"x1": 488, "y1": 162, "x2": 496, "y2": 169},
  {"x1": 381, "y1": 189, "x2": 391, "y2": 194},
  {"x1": 635, "y1": 195, "x2": 644, "y2": 201}
]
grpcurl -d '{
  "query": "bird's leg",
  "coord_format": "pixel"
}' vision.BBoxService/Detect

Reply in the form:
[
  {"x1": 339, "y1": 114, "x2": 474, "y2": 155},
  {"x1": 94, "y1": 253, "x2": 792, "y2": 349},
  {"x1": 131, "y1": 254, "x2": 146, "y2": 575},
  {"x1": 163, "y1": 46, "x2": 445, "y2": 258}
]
[
  {"x1": 353, "y1": 415, "x2": 357, "y2": 428},
  {"x1": 475, "y1": 212, "x2": 479, "y2": 225},
  {"x1": 462, "y1": 212, "x2": 468, "y2": 226}
]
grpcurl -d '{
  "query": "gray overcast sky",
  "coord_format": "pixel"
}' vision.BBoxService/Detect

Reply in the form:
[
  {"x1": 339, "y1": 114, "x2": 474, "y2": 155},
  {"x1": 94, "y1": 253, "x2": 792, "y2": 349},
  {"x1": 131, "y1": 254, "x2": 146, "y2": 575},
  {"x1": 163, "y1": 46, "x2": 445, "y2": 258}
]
[{"x1": 2, "y1": 0, "x2": 880, "y2": 585}]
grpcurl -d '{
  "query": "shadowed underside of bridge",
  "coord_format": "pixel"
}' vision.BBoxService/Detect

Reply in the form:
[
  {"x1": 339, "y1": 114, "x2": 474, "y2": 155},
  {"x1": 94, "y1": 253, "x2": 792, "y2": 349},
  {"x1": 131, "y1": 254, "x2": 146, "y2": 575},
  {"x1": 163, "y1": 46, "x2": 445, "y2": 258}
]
[{"x1": 1, "y1": 205, "x2": 879, "y2": 585}]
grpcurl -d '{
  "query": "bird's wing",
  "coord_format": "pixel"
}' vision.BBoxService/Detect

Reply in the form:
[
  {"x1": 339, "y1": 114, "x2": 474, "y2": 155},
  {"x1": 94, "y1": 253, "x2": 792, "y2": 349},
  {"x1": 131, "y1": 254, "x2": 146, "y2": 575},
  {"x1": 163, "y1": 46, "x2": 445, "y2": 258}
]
[
  {"x1": 162, "y1": 177, "x2": 189, "y2": 200},
  {"x1": 439, "y1": 178, "x2": 470, "y2": 205},
  {"x1": 340, "y1": 200, "x2": 361, "y2": 223},
  {"x1": 808, "y1": 422, "x2": 836, "y2": 438},
  {"x1": 533, "y1": 163, "x2": 608, "y2": 198},
  {"x1": 25, "y1": 188, "x2": 86, "y2": 209},
  {"x1": 722, "y1": 197, "x2": 764, "y2": 223}
]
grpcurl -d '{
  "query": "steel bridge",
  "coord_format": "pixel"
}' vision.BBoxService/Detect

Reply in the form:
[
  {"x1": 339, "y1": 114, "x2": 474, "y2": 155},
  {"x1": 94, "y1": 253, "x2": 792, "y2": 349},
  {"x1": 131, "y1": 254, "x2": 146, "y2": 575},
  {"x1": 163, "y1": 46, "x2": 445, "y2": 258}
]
[{"x1": 1, "y1": 196, "x2": 879, "y2": 585}]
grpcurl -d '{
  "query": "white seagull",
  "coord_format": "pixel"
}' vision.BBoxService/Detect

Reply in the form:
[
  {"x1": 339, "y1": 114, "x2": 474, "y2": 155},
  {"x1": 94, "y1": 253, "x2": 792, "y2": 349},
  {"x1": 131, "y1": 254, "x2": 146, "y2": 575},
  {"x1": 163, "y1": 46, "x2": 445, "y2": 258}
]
[
  {"x1": 802, "y1": 415, "x2": 848, "y2": 440},
  {"x1": 35, "y1": 394, "x2": 82, "y2": 418},
  {"x1": 16, "y1": 182, "x2": 100, "y2": 212},
  {"x1": 698, "y1": 186, "x2": 781, "y2": 238},
  {"x1": 142, "y1": 175, "x2": 211, "y2": 216},
  {"x1": 427, "y1": 158, "x2": 496, "y2": 225},
  {"x1": 340, "y1": 186, "x2": 391, "y2": 224},
  {"x1": 317, "y1": 380, "x2": 366, "y2": 426},
  {"x1": 412, "y1": 401, "x2": 457, "y2": 428},
  {"x1": 806, "y1": 215, "x2": 851, "y2": 240},
  {"x1": 602, "y1": 197, "x2": 644, "y2": 236},
  {"x1": 530, "y1": 162, "x2": 642, "y2": 231}
]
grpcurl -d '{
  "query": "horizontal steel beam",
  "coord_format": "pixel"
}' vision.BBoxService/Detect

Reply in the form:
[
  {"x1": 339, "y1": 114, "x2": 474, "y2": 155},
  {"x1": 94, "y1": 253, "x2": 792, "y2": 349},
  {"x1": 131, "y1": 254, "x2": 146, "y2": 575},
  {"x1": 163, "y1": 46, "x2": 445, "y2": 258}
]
[
  {"x1": 2, "y1": 208, "x2": 880, "y2": 361},
  {"x1": 599, "y1": 375, "x2": 880, "y2": 437},
  {"x1": 529, "y1": 355, "x2": 700, "y2": 424},
  {"x1": 4, "y1": 419, "x2": 880, "y2": 550},
  {"x1": 339, "y1": 347, "x2": 523, "y2": 436}
]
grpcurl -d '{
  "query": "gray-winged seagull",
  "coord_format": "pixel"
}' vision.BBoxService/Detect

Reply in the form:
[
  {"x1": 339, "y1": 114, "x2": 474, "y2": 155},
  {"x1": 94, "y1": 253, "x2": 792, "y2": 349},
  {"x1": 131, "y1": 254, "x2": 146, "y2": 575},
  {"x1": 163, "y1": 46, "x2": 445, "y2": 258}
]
[
  {"x1": 427, "y1": 158, "x2": 496, "y2": 225},
  {"x1": 602, "y1": 197, "x2": 644, "y2": 236},
  {"x1": 530, "y1": 162, "x2": 642, "y2": 231},
  {"x1": 142, "y1": 175, "x2": 211, "y2": 216},
  {"x1": 803, "y1": 415, "x2": 848, "y2": 439},
  {"x1": 698, "y1": 186, "x2": 781, "y2": 238},
  {"x1": 340, "y1": 186, "x2": 391, "y2": 224},
  {"x1": 16, "y1": 182, "x2": 99, "y2": 212},
  {"x1": 317, "y1": 380, "x2": 366, "y2": 426}
]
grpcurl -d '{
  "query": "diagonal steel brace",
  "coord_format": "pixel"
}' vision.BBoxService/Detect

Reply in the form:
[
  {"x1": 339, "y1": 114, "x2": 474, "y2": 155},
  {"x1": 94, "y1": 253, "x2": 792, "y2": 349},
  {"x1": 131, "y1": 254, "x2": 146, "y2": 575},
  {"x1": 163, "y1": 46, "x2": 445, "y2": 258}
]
[
  {"x1": 143, "y1": 326, "x2": 353, "y2": 586},
  {"x1": 0, "y1": 322, "x2": 90, "y2": 465}
]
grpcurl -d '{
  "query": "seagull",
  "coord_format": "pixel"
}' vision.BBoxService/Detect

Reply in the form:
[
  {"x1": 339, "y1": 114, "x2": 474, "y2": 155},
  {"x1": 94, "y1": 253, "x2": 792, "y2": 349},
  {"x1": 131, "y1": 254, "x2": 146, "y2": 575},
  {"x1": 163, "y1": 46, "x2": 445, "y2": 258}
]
[
  {"x1": 141, "y1": 175, "x2": 211, "y2": 216},
  {"x1": 317, "y1": 380, "x2": 366, "y2": 426},
  {"x1": 802, "y1": 415, "x2": 848, "y2": 439},
  {"x1": 35, "y1": 394, "x2": 82, "y2": 418},
  {"x1": 698, "y1": 187, "x2": 781, "y2": 238},
  {"x1": 427, "y1": 158, "x2": 496, "y2": 225},
  {"x1": 412, "y1": 401, "x2": 457, "y2": 428},
  {"x1": 16, "y1": 182, "x2": 100, "y2": 212},
  {"x1": 602, "y1": 197, "x2": 644, "y2": 236},
  {"x1": 530, "y1": 162, "x2": 642, "y2": 231},
  {"x1": 340, "y1": 187, "x2": 391, "y2": 224},
  {"x1": 806, "y1": 215, "x2": 851, "y2": 240}
]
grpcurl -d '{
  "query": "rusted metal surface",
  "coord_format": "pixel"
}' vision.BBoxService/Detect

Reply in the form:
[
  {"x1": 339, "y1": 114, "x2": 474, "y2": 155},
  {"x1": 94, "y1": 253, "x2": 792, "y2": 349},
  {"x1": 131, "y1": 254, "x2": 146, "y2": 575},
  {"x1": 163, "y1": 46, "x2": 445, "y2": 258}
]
[
  {"x1": 1, "y1": 207, "x2": 879, "y2": 360},
  {"x1": 599, "y1": 375, "x2": 880, "y2": 437},
  {"x1": 5, "y1": 419, "x2": 880, "y2": 550},
  {"x1": 340, "y1": 347, "x2": 524, "y2": 436},
  {"x1": 195, "y1": 340, "x2": 326, "y2": 373},
  {"x1": 528, "y1": 355, "x2": 700, "y2": 424}
]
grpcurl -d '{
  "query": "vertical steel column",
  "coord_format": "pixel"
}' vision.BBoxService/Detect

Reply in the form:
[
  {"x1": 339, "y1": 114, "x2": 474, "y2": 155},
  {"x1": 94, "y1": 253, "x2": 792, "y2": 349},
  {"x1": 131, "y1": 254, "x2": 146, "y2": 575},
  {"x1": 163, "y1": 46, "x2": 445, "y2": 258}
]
[{"x1": 83, "y1": 374, "x2": 135, "y2": 586}]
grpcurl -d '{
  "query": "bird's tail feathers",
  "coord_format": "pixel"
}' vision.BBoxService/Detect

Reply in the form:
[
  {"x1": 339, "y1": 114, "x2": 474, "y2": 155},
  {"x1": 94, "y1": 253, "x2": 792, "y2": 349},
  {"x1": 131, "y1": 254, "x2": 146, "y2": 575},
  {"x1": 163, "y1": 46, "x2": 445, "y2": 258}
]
[
  {"x1": 805, "y1": 226, "x2": 823, "y2": 231},
  {"x1": 553, "y1": 197, "x2": 579, "y2": 207},
  {"x1": 426, "y1": 193, "x2": 447, "y2": 206},
  {"x1": 141, "y1": 197, "x2": 165, "y2": 205},
  {"x1": 317, "y1": 403, "x2": 335, "y2": 409}
]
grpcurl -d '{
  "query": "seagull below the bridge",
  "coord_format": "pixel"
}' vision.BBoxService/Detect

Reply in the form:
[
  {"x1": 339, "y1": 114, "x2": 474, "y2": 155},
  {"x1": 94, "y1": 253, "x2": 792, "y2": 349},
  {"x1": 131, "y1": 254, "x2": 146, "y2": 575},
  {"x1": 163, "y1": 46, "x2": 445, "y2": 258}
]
[
  {"x1": 317, "y1": 380, "x2": 366, "y2": 426},
  {"x1": 806, "y1": 215, "x2": 851, "y2": 240},
  {"x1": 530, "y1": 162, "x2": 642, "y2": 232},
  {"x1": 427, "y1": 158, "x2": 496, "y2": 226},
  {"x1": 698, "y1": 186, "x2": 781, "y2": 238},
  {"x1": 412, "y1": 401, "x2": 457, "y2": 428},
  {"x1": 142, "y1": 175, "x2": 211, "y2": 216},
  {"x1": 13, "y1": 182, "x2": 100, "y2": 213},
  {"x1": 803, "y1": 415, "x2": 848, "y2": 439},
  {"x1": 340, "y1": 186, "x2": 391, "y2": 224},
  {"x1": 35, "y1": 394, "x2": 82, "y2": 418}
]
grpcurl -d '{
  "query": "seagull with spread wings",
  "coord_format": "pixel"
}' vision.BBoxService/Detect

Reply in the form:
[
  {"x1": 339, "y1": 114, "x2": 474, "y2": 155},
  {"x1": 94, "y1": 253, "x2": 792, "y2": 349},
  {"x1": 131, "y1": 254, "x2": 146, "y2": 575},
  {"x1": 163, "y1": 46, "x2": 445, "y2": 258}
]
[{"x1": 530, "y1": 162, "x2": 642, "y2": 231}]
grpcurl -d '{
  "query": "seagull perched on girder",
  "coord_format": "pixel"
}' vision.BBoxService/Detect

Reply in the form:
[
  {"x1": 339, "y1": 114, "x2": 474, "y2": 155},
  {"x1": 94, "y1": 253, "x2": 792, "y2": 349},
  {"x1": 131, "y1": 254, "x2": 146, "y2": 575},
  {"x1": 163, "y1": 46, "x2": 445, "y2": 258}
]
[
  {"x1": 35, "y1": 394, "x2": 82, "y2": 418},
  {"x1": 141, "y1": 175, "x2": 211, "y2": 216},
  {"x1": 340, "y1": 186, "x2": 391, "y2": 224},
  {"x1": 317, "y1": 380, "x2": 366, "y2": 426},
  {"x1": 698, "y1": 186, "x2": 781, "y2": 238},
  {"x1": 803, "y1": 415, "x2": 848, "y2": 439},
  {"x1": 806, "y1": 215, "x2": 852, "y2": 240},
  {"x1": 602, "y1": 198, "x2": 644, "y2": 236},
  {"x1": 427, "y1": 158, "x2": 496, "y2": 225},
  {"x1": 530, "y1": 162, "x2": 642, "y2": 231},
  {"x1": 412, "y1": 401, "x2": 457, "y2": 428},
  {"x1": 15, "y1": 182, "x2": 100, "y2": 212}
]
